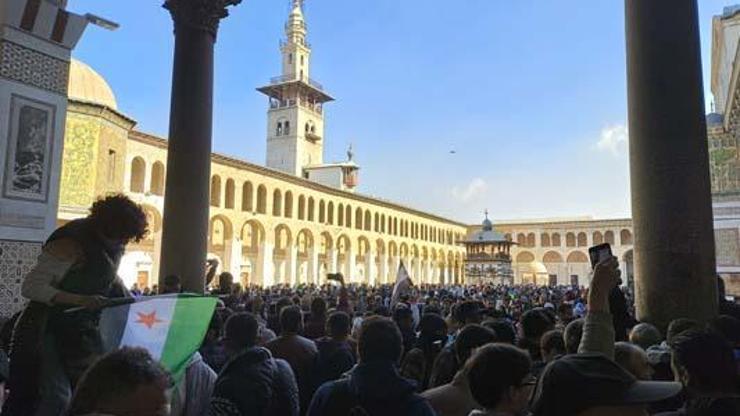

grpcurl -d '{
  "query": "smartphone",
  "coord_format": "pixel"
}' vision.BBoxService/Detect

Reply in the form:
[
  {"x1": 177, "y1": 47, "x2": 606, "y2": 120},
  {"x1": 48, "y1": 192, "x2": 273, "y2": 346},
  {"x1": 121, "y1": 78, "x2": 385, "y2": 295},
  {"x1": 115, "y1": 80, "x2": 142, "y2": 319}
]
[{"x1": 589, "y1": 243, "x2": 612, "y2": 269}]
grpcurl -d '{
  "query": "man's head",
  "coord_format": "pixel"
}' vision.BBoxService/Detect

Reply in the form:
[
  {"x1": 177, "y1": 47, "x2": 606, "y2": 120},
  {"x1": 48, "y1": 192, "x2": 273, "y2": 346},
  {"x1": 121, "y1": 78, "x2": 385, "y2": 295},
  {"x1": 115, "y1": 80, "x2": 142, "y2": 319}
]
[
  {"x1": 326, "y1": 311, "x2": 351, "y2": 338},
  {"x1": 482, "y1": 319, "x2": 516, "y2": 345},
  {"x1": 540, "y1": 329, "x2": 565, "y2": 363},
  {"x1": 280, "y1": 305, "x2": 304, "y2": 335},
  {"x1": 520, "y1": 308, "x2": 555, "y2": 342},
  {"x1": 89, "y1": 194, "x2": 148, "y2": 244},
  {"x1": 466, "y1": 343, "x2": 533, "y2": 414},
  {"x1": 223, "y1": 312, "x2": 260, "y2": 353},
  {"x1": 357, "y1": 316, "x2": 403, "y2": 364},
  {"x1": 666, "y1": 318, "x2": 701, "y2": 344},
  {"x1": 68, "y1": 347, "x2": 171, "y2": 416},
  {"x1": 417, "y1": 313, "x2": 448, "y2": 347},
  {"x1": 629, "y1": 323, "x2": 662, "y2": 350},
  {"x1": 709, "y1": 314, "x2": 740, "y2": 347},
  {"x1": 670, "y1": 330, "x2": 737, "y2": 395},
  {"x1": 393, "y1": 305, "x2": 414, "y2": 332},
  {"x1": 162, "y1": 275, "x2": 181, "y2": 294},
  {"x1": 531, "y1": 353, "x2": 682, "y2": 416},
  {"x1": 219, "y1": 272, "x2": 234, "y2": 293},
  {"x1": 454, "y1": 301, "x2": 482, "y2": 325},
  {"x1": 454, "y1": 324, "x2": 497, "y2": 365},
  {"x1": 614, "y1": 342, "x2": 653, "y2": 381},
  {"x1": 564, "y1": 318, "x2": 585, "y2": 354}
]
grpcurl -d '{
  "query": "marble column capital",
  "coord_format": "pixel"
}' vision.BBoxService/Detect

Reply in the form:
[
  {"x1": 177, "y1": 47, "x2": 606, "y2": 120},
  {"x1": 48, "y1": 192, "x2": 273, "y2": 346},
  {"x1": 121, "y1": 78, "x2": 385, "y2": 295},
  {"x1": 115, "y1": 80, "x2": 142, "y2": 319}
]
[{"x1": 164, "y1": 0, "x2": 241, "y2": 37}]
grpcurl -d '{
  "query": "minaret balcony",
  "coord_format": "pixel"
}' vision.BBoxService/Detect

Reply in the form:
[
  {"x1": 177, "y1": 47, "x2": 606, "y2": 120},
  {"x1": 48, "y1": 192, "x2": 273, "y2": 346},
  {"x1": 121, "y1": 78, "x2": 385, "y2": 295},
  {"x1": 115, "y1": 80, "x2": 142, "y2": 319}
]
[
  {"x1": 270, "y1": 74, "x2": 324, "y2": 91},
  {"x1": 306, "y1": 131, "x2": 322, "y2": 142}
]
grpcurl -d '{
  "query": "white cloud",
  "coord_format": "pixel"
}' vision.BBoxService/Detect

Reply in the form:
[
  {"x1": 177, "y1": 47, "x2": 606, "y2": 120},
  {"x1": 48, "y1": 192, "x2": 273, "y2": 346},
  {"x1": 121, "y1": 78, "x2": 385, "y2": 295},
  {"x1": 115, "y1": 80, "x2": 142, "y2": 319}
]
[
  {"x1": 595, "y1": 124, "x2": 628, "y2": 156},
  {"x1": 452, "y1": 177, "x2": 488, "y2": 203}
]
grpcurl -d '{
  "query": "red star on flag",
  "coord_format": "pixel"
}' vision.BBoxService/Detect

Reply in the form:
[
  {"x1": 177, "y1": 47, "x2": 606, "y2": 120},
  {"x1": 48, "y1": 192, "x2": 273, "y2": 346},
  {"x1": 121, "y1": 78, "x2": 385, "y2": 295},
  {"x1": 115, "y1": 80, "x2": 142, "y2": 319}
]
[{"x1": 135, "y1": 310, "x2": 163, "y2": 329}]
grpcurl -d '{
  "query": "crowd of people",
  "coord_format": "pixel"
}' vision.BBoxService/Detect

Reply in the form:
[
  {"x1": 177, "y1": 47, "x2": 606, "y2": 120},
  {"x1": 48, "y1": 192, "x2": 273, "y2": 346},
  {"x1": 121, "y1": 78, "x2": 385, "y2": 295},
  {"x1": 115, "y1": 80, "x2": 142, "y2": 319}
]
[{"x1": 1, "y1": 194, "x2": 739, "y2": 416}]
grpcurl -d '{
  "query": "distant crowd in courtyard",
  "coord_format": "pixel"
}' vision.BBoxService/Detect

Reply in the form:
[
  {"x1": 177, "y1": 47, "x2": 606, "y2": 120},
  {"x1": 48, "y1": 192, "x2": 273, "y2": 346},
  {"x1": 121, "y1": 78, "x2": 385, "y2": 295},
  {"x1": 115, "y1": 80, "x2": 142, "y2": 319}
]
[{"x1": 0, "y1": 194, "x2": 739, "y2": 416}]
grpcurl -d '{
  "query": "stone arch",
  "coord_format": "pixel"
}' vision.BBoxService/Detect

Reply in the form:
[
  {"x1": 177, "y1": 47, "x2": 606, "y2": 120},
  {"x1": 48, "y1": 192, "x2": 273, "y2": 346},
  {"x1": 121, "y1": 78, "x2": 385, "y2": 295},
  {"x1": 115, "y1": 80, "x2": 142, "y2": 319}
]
[
  {"x1": 210, "y1": 175, "x2": 221, "y2": 207},
  {"x1": 224, "y1": 178, "x2": 235, "y2": 209},
  {"x1": 308, "y1": 197, "x2": 315, "y2": 221},
  {"x1": 400, "y1": 242, "x2": 409, "y2": 259},
  {"x1": 388, "y1": 241, "x2": 398, "y2": 258},
  {"x1": 526, "y1": 233, "x2": 536, "y2": 247},
  {"x1": 320, "y1": 231, "x2": 333, "y2": 255},
  {"x1": 566, "y1": 232, "x2": 576, "y2": 247},
  {"x1": 551, "y1": 233, "x2": 561, "y2": 247},
  {"x1": 242, "y1": 181, "x2": 253, "y2": 211},
  {"x1": 376, "y1": 239, "x2": 386, "y2": 256},
  {"x1": 517, "y1": 233, "x2": 526, "y2": 245},
  {"x1": 296, "y1": 228, "x2": 314, "y2": 256},
  {"x1": 566, "y1": 251, "x2": 589, "y2": 263},
  {"x1": 209, "y1": 215, "x2": 233, "y2": 247},
  {"x1": 604, "y1": 230, "x2": 615, "y2": 245},
  {"x1": 150, "y1": 161, "x2": 164, "y2": 196},
  {"x1": 357, "y1": 236, "x2": 371, "y2": 256},
  {"x1": 356, "y1": 207, "x2": 363, "y2": 230},
  {"x1": 577, "y1": 232, "x2": 588, "y2": 247},
  {"x1": 284, "y1": 191, "x2": 293, "y2": 218},
  {"x1": 256, "y1": 185, "x2": 267, "y2": 214},
  {"x1": 274, "y1": 224, "x2": 293, "y2": 251},
  {"x1": 241, "y1": 219, "x2": 265, "y2": 253},
  {"x1": 364, "y1": 210, "x2": 371, "y2": 231},
  {"x1": 593, "y1": 231, "x2": 603, "y2": 245},
  {"x1": 541, "y1": 233, "x2": 551, "y2": 247},
  {"x1": 272, "y1": 189, "x2": 282, "y2": 216},
  {"x1": 130, "y1": 156, "x2": 146, "y2": 193},
  {"x1": 543, "y1": 251, "x2": 564, "y2": 263},
  {"x1": 620, "y1": 229, "x2": 633, "y2": 245},
  {"x1": 516, "y1": 251, "x2": 535, "y2": 263},
  {"x1": 140, "y1": 204, "x2": 162, "y2": 236},
  {"x1": 298, "y1": 195, "x2": 306, "y2": 220},
  {"x1": 327, "y1": 201, "x2": 335, "y2": 225}
]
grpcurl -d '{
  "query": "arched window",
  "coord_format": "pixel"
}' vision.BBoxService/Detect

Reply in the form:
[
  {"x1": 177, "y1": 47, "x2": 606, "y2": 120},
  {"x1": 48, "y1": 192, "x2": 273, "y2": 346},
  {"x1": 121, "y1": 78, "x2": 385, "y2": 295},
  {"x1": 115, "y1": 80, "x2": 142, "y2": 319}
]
[
  {"x1": 298, "y1": 195, "x2": 306, "y2": 220},
  {"x1": 284, "y1": 121, "x2": 290, "y2": 135},
  {"x1": 300, "y1": 55, "x2": 304, "y2": 65},
  {"x1": 150, "y1": 161, "x2": 164, "y2": 196},
  {"x1": 130, "y1": 157, "x2": 146, "y2": 193},
  {"x1": 356, "y1": 208, "x2": 363, "y2": 230},
  {"x1": 242, "y1": 182, "x2": 253, "y2": 211},
  {"x1": 593, "y1": 232, "x2": 603, "y2": 245},
  {"x1": 374, "y1": 213, "x2": 380, "y2": 232},
  {"x1": 327, "y1": 202, "x2": 334, "y2": 225},
  {"x1": 345, "y1": 205, "x2": 352, "y2": 228},
  {"x1": 308, "y1": 197, "x2": 315, "y2": 221},
  {"x1": 364, "y1": 211, "x2": 372, "y2": 231},
  {"x1": 224, "y1": 179, "x2": 235, "y2": 209},
  {"x1": 319, "y1": 200, "x2": 326, "y2": 223},
  {"x1": 256, "y1": 185, "x2": 267, "y2": 214},
  {"x1": 276, "y1": 122, "x2": 283, "y2": 136},
  {"x1": 288, "y1": 53, "x2": 293, "y2": 64},
  {"x1": 604, "y1": 231, "x2": 615, "y2": 245},
  {"x1": 272, "y1": 189, "x2": 282, "y2": 216},
  {"x1": 551, "y1": 233, "x2": 561, "y2": 247},
  {"x1": 338, "y1": 203, "x2": 345, "y2": 226},
  {"x1": 517, "y1": 233, "x2": 526, "y2": 246},
  {"x1": 526, "y1": 233, "x2": 536, "y2": 247},
  {"x1": 620, "y1": 229, "x2": 633, "y2": 245},
  {"x1": 577, "y1": 232, "x2": 588, "y2": 247},
  {"x1": 210, "y1": 175, "x2": 221, "y2": 207},
  {"x1": 305, "y1": 123, "x2": 311, "y2": 133},
  {"x1": 284, "y1": 191, "x2": 293, "y2": 218},
  {"x1": 566, "y1": 233, "x2": 576, "y2": 247}
]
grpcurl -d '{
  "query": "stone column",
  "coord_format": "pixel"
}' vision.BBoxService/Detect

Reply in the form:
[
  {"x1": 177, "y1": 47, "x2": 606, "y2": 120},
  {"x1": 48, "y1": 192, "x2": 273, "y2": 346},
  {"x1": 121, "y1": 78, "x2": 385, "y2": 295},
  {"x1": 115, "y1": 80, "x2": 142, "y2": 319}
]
[
  {"x1": 287, "y1": 246, "x2": 298, "y2": 286},
  {"x1": 260, "y1": 242, "x2": 274, "y2": 287},
  {"x1": 365, "y1": 252, "x2": 376, "y2": 286},
  {"x1": 347, "y1": 248, "x2": 357, "y2": 283},
  {"x1": 309, "y1": 247, "x2": 320, "y2": 284},
  {"x1": 625, "y1": 0, "x2": 718, "y2": 328},
  {"x1": 329, "y1": 248, "x2": 339, "y2": 274},
  {"x1": 159, "y1": 0, "x2": 240, "y2": 293},
  {"x1": 378, "y1": 253, "x2": 387, "y2": 285}
]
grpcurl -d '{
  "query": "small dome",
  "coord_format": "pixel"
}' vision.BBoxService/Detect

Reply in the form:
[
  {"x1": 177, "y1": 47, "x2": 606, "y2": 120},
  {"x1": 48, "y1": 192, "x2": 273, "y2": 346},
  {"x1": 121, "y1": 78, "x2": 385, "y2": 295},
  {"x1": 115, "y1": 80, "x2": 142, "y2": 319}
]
[
  {"x1": 67, "y1": 59, "x2": 117, "y2": 110},
  {"x1": 482, "y1": 218, "x2": 493, "y2": 231},
  {"x1": 528, "y1": 261, "x2": 548, "y2": 275},
  {"x1": 707, "y1": 112, "x2": 724, "y2": 127}
]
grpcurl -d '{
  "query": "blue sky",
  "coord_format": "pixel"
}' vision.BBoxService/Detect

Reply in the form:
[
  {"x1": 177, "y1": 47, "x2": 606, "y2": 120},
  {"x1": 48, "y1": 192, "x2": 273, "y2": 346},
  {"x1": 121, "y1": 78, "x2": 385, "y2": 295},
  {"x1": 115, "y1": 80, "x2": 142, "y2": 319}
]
[{"x1": 69, "y1": 0, "x2": 735, "y2": 223}]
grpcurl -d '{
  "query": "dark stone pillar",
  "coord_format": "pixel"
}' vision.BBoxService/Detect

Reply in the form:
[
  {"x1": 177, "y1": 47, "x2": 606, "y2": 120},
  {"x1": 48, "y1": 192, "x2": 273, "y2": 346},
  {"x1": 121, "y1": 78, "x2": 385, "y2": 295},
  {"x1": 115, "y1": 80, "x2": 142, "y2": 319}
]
[
  {"x1": 159, "y1": 0, "x2": 240, "y2": 293},
  {"x1": 625, "y1": 0, "x2": 718, "y2": 329}
]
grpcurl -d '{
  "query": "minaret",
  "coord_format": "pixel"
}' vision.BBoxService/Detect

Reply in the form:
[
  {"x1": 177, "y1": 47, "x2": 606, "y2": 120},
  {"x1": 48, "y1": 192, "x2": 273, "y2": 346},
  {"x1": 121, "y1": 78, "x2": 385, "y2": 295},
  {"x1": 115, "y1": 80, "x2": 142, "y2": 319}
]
[{"x1": 258, "y1": 0, "x2": 334, "y2": 177}]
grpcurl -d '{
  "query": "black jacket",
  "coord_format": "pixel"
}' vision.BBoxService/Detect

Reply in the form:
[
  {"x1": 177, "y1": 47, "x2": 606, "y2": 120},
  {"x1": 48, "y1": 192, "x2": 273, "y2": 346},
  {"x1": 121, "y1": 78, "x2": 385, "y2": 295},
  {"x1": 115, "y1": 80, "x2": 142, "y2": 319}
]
[
  {"x1": 307, "y1": 361, "x2": 436, "y2": 416},
  {"x1": 209, "y1": 347, "x2": 299, "y2": 416}
]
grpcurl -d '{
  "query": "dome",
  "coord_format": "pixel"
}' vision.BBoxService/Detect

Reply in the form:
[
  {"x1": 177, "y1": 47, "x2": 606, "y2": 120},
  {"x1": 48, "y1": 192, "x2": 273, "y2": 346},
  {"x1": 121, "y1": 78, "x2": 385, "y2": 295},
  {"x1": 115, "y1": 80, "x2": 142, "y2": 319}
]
[
  {"x1": 67, "y1": 59, "x2": 118, "y2": 110},
  {"x1": 528, "y1": 261, "x2": 548, "y2": 275},
  {"x1": 482, "y1": 217, "x2": 493, "y2": 231},
  {"x1": 706, "y1": 112, "x2": 724, "y2": 127}
]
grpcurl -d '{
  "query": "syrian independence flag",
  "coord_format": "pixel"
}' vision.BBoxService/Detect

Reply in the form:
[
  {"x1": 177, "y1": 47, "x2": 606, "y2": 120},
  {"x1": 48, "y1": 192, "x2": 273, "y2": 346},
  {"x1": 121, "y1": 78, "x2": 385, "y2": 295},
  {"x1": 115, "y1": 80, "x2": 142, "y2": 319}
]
[
  {"x1": 99, "y1": 294, "x2": 217, "y2": 380},
  {"x1": 391, "y1": 261, "x2": 413, "y2": 307}
]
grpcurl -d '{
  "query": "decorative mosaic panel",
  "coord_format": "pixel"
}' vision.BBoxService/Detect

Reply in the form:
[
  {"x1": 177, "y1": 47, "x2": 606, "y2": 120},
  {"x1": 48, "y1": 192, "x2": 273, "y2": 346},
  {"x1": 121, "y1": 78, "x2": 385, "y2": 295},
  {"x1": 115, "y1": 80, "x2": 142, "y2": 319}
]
[
  {"x1": 60, "y1": 113, "x2": 99, "y2": 207},
  {"x1": 0, "y1": 240, "x2": 40, "y2": 318},
  {"x1": 0, "y1": 40, "x2": 69, "y2": 95},
  {"x1": 715, "y1": 228, "x2": 740, "y2": 267}
]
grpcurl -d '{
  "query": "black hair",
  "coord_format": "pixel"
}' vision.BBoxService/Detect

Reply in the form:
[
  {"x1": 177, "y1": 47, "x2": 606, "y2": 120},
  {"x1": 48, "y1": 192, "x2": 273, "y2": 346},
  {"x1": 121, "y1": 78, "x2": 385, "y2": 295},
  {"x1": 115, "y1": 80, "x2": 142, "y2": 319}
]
[
  {"x1": 358, "y1": 316, "x2": 402, "y2": 363},
  {"x1": 666, "y1": 318, "x2": 701, "y2": 344},
  {"x1": 327, "y1": 311, "x2": 351, "y2": 337},
  {"x1": 280, "y1": 305, "x2": 303, "y2": 334},
  {"x1": 466, "y1": 343, "x2": 532, "y2": 410},
  {"x1": 68, "y1": 347, "x2": 170, "y2": 415},
  {"x1": 454, "y1": 324, "x2": 497, "y2": 364},
  {"x1": 563, "y1": 318, "x2": 584, "y2": 354},
  {"x1": 540, "y1": 329, "x2": 565, "y2": 357},
  {"x1": 670, "y1": 330, "x2": 737, "y2": 394},
  {"x1": 224, "y1": 312, "x2": 260, "y2": 349},
  {"x1": 482, "y1": 319, "x2": 516, "y2": 345},
  {"x1": 521, "y1": 308, "x2": 555, "y2": 340},
  {"x1": 89, "y1": 194, "x2": 148, "y2": 243}
]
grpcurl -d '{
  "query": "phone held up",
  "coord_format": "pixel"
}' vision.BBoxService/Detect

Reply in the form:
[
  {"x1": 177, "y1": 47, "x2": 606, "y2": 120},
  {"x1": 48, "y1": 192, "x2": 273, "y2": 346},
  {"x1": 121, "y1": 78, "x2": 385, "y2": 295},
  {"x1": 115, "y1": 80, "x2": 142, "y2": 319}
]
[{"x1": 588, "y1": 243, "x2": 612, "y2": 269}]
